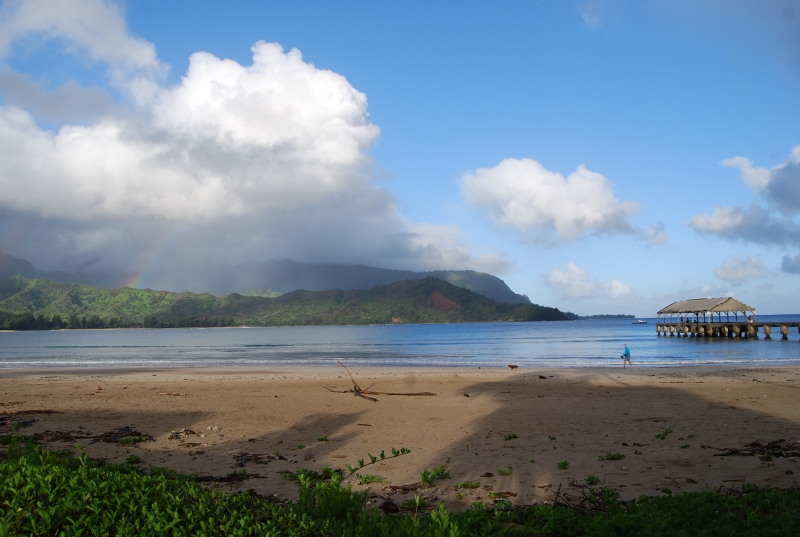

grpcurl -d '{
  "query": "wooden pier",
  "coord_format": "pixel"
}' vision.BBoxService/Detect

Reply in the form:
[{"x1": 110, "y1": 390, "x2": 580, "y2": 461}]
[
  {"x1": 656, "y1": 297, "x2": 800, "y2": 341},
  {"x1": 656, "y1": 321, "x2": 800, "y2": 340}
]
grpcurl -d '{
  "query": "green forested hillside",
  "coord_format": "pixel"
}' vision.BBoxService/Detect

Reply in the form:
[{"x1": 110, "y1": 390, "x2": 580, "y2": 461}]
[{"x1": 0, "y1": 276, "x2": 575, "y2": 329}]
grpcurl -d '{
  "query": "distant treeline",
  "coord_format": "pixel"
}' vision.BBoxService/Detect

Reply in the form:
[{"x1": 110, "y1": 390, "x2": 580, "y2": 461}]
[{"x1": 0, "y1": 312, "x2": 237, "y2": 331}]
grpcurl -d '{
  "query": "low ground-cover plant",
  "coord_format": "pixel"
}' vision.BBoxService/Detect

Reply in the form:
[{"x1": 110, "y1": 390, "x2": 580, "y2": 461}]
[
  {"x1": 598, "y1": 452, "x2": 626, "y2": 461},
  {"x1": 655, "y1": 427, "x2": 674, "y2": 440},
  {"x1": 457, "y1": 481, "x2": 481, "y2": 489},
  {"x1": 3, "y1": 434, "x2": 800, "y2": 536},
  {"x1": 356, "y1": 473, "x2": 384, "y2": 484},
  {"x1": 503, "y1": 433, "x2": 518, "y2": 441},
  {"x1": 421, "y1": 465, "x2": 450, "y2": 486},
  {"x1": 557, "y1": 460, "x2": 570, "y2": 470},
  {"x1": 585, "y1": 475, "x2": 601, "y2": 485}
]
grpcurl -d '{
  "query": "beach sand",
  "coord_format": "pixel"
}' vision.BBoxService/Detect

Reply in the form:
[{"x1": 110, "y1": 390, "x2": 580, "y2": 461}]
[{"x1": 2, "y1": 365, "x2": 800, "y2": 510}]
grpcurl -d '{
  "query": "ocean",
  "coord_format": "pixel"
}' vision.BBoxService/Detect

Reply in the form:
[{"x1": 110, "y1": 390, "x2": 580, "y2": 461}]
[{"x1": 2, "y1": 315, "x2": 800, "y2": 369}]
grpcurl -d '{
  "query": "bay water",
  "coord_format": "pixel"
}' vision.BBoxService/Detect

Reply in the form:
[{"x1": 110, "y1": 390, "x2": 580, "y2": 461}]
[{"x1": 2, "y1": 315, "x2": 800, "y2": 369}]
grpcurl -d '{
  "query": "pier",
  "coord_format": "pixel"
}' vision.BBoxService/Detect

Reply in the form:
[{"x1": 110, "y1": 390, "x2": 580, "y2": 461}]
[{"x1": 656, "y1": 297, "x2": 800, "y2": 341}]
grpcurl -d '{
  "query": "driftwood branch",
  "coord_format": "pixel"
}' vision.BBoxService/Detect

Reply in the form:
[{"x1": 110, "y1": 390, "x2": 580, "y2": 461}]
[{"x1": 325, "y1": 361, "x2": 438, "y2": 402}]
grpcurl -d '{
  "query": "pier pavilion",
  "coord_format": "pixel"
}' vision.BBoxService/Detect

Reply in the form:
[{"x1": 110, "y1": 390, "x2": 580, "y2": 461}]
[{"x1": 656, "y1": 297, "x2": 800, "y2": 340}]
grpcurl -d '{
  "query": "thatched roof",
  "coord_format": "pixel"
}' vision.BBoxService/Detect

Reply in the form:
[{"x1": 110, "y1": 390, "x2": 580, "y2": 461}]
[{"x1": 658, "y1": 297, "x2": 755, "y2": 315}]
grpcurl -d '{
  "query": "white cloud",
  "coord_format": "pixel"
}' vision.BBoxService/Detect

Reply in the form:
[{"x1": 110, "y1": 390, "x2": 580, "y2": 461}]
[
  {"x1": 721, "y1": 156, "x2": 771, "y2": 190},
  {"x1": 0, "y1": 5, "x2": 507, "y2": 277},
  {"x1": 722, "y1": 147, "x2": 800, "y2": 215},
  {"x1": 713, "y1": 255, "x2": 766, "y2": 283},
  {"x1": 687, "y1": 206, "x2": 746, "y2": 234},
  {"x1": 688, "y1": 147, "x2": 800, "y2": 278},
  {"x1": 0, "y1": 42, "x2": 383, "y2": 221},
  {"x1": 460, "y1": 158, "x2": 640, "y2": 240},
  {"x1": 645, "y1": 223, "x2": 669, "y2": 247},
  {"x1": 0, "y1": 0, "x2": 166, "y2": 83},
  {"x1": 545, "y1": 262, "x2": 631, "y2": 299}
]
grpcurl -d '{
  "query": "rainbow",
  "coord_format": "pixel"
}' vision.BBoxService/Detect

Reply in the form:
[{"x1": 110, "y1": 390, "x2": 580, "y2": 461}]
[{"x1": 122, "y1": 221, "x2": 187, "y2": 289}]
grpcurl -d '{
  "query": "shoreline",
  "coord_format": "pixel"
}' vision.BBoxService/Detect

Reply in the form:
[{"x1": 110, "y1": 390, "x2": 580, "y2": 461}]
[{"x1": 3, "y1": 364, "x2": 800, "y2": 510}]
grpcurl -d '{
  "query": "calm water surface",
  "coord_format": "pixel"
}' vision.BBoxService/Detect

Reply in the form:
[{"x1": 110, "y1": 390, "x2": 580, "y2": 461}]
[{"x1": 2, "y1": 316, "x2": 800, "y2": 369}]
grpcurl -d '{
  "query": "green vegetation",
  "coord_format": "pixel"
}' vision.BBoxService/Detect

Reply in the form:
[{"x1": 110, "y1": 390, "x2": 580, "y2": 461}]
[
  {"x1": 503, "y1": 433, "x2": 518, "y2": 441},
  {"x1": 356, "y1": 474, "x2": 384, "y2": 484},
  {"x1": 585, "y1": 475, "x2": 601, "y2": 485},
  {"x1": 240, "y1": 289, "x2": 284, "y2": 298},
  {"x1": 420, "y1": 466, "x2": 450, "y2": 486},
  {"x1": 598, "y1": 452, "x2": 626, "y2": 461},
  {"x1": 655, "y1": 427, "x2": 674, "y2": 440},
  {"x1": 0, "y1": 275, "x2": 576, "y2": 330},
  {"x1": 456, "y1": 481, "x2": 481, "y2": 489},
  {"x1": 497, "y1": 466, "x2": 513, "y2": 476},
  {"x1": 557, "y1": 461, "x2": 570, "y2": 470},
  {"x1": 316, "y1": 435, "x2": 329, "y2": 442},
  {"x1": 3, "y1": 435, "x2": 800, "y2": 535}
]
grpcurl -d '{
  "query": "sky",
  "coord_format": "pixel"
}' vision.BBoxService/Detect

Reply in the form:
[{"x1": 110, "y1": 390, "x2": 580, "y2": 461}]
[{"x1": 0, "y1": 0, "x2": 799, "y2": 315}]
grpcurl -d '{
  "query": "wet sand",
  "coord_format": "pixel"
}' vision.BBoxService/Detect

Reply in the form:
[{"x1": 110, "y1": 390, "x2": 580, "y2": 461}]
[{"x1": 2, "y1": 365, "x2": 800, "y2": 510}]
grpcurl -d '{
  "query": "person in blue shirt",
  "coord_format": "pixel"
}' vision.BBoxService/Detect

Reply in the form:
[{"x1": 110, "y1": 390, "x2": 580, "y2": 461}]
[{"x1": 620, "y1": 344, "x2": 632, "y2": 368}]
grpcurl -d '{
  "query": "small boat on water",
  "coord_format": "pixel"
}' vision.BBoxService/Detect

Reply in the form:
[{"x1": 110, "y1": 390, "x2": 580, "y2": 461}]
[{"x1": 632, "y1": 319, "x2": 648, "y2": 324}]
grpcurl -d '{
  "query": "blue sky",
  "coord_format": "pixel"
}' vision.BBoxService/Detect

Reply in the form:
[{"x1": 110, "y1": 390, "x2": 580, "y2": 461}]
[{"x1": 0, "y1": 0, "x2": 799, "y2": 314}]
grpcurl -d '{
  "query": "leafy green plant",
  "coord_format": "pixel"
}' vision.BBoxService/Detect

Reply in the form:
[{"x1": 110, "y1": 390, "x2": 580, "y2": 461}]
[
  {"x1": 548, "y1": 435, "x2": 556, "y2": 441},
  {"x1": 5, "y1": 433, "x2": 800, "y2": 536},
  {"x1": 503, "y1": 433, "x2": 518, "y2": 441},
  {"x1": 343, "y1": 447, "x2": 410, "y2": 482},
  {"x1": 701, "y1": 444, "x2": 708, "y2": 449},
  {"x1": 446, "y1": 457, "x2": 451, "y2": 463},
  {"x1": 528, "y1": 458, "x2": 535, "y2": 463},
  {"x1": 497, "y1": 466, "x2": 512, "y2": 476},
  {"x1": 317, "y1": 435, "x2": 329, "y2": 442},
  {"x1": 297, "y1": 444, "x2": 305, "y2": 449},
  {"x1": 634, "y1": 450, "x2": 643, "y2": 455},
  {"x1": 400, "y1": 495, "x2": 427, "y2": 512},
  {"x1": 356, "y1": 473, "x2": 384, "y2": 484},
  {"x1": 420, "y1": 469, "x2": 435, "y2": 486},
  {"x1": 431, "y1": 465, "x2": 450, "y2": 480},
  {"x1": 655, "y1": 428, "x2": 673, "y2": 440},
  {"x1": 457, "y1": 481, "x2": 481, "y2": 489},
  {"x1": 557, "y1": 461, "x2": 570, "y2": 470},
  {"x1": 119, "y1": 436, "x2": 148, "y2": 445},
  {"x1": 455, "y1": 492, "x2": 467, "y2": 499},
  {"x1": 680, "y1": 444, "x2": 690, "y2": 449},
  {"x1": 598, "y1": 452, "x2": 626, "y2": 461},
  {"x1": 585, "y1": 475, "x2": 601, "y2": 485},
  {"x1": 125, "y1": 455, "x2": 143, "y2": 465},
  {"x1": 688, "y1": 434, "x2": 696, "y2": 439}
]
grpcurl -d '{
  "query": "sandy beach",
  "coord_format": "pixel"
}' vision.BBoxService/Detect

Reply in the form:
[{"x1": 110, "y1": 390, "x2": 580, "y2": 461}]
[{"x1": 2, "y1": 365, "x2": 800, "y2": 510}]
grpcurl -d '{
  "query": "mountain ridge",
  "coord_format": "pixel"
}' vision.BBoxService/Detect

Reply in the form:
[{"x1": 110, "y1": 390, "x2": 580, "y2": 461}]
[
  {"x1": 0, "y1": 251, "x2": 530, "y2": 304},
  {"x1": 0, "y1": 275, "x2": 575, "y2": 329}
]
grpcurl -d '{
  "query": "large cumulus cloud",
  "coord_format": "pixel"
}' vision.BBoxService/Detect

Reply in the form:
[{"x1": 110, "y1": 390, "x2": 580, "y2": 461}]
[{"x1": 0, "y1": 1, "x2": 506, "y2": 281}]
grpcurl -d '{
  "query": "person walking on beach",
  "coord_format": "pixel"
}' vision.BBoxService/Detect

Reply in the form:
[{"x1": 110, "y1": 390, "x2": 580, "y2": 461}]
[{"x1": 621, "y1": 344, "x2": 632, "y2": 368}]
